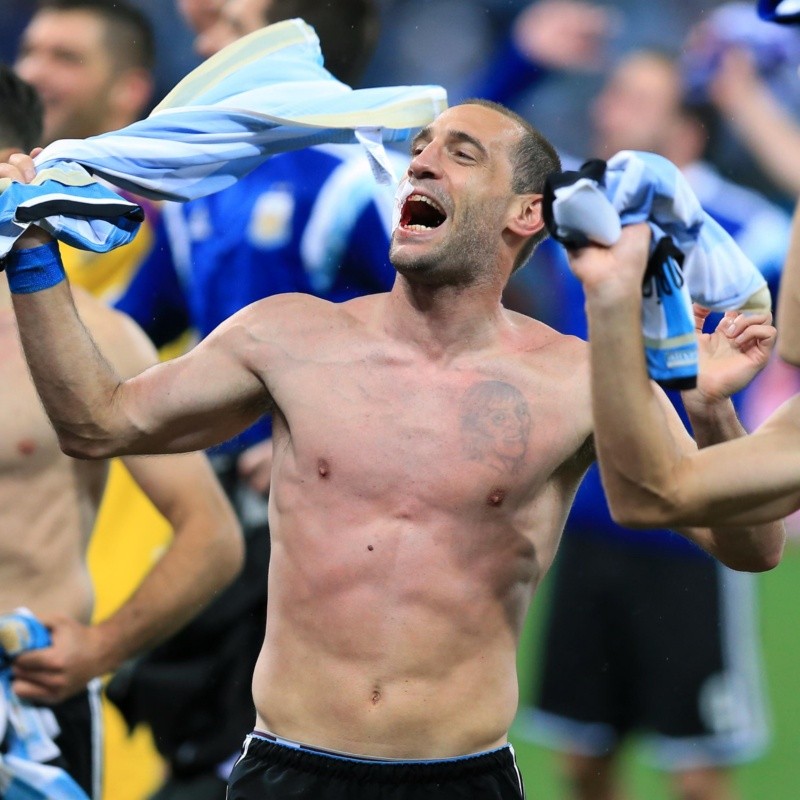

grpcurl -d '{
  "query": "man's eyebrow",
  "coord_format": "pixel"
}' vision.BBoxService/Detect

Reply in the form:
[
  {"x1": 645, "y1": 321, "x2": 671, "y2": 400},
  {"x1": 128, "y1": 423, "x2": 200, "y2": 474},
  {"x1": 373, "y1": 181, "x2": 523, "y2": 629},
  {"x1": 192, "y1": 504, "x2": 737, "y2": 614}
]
[
  {"x1": 449, "y1": 130, "x2": 489, "y2": 158},
  {"x1": 409, "y1": 127, "x2": 489, "y2": 159},
  {"x1": 410, "y1": 126, "x2": 432, "y2": 153}
]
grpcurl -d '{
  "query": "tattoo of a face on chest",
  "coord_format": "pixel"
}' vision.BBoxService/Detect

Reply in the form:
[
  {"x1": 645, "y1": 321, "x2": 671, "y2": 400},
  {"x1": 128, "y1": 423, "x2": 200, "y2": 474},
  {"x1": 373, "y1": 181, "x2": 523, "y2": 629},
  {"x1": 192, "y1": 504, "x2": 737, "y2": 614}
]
[{"x1": 460, "y1": 380, "x2": 531, "y2": 474}]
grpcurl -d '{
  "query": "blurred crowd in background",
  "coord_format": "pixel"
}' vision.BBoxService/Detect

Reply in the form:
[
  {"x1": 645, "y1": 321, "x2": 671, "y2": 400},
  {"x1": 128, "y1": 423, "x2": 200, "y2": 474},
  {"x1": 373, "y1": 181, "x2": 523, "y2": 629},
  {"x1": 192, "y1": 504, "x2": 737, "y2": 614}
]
[{"x1": 5, "y1": 0, "x2": 800, "y2": 203}]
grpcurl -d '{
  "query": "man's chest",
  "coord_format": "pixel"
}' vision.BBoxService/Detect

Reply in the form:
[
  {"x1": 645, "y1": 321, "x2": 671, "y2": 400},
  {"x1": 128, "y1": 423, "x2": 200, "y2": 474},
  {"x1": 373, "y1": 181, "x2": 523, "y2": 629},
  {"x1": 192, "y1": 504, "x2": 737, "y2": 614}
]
[{"x1": 273, "y1": 356, "x2": 588, "y2": 506}]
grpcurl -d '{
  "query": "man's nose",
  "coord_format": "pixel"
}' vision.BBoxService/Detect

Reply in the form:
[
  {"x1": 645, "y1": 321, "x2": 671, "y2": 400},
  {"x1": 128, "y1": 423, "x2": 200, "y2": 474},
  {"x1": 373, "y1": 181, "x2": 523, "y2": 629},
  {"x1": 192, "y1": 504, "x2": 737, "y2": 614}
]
[
  {"x1": 14, "y1": 55, "x2": 45, "y2": 87},
  {"x1": 407, "y1": 143, "x2": 442, "y2": 180}
]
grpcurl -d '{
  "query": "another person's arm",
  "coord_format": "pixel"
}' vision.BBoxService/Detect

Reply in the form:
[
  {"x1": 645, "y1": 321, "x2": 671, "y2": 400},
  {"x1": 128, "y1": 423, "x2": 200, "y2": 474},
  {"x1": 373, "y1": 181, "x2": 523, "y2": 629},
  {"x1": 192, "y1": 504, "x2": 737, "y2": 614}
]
[
  {"x1": 12, "y1": 450, "x2": 244, "y2": 703},
  {"x1": 10, "y1": 292, "x2": 244, "y2": 702},
  {"x1": 458, "y1": 0, "x2": 613, "y2": 105},
  {"x1": 709, "y1": 48, "x2": 800, "y2": 198},
  {"x1": 568, "y1": 225, "x2": 788, "y2": 570},
  {"x1": 777, "y1": 200, "x2": 800, "y2": 366}
]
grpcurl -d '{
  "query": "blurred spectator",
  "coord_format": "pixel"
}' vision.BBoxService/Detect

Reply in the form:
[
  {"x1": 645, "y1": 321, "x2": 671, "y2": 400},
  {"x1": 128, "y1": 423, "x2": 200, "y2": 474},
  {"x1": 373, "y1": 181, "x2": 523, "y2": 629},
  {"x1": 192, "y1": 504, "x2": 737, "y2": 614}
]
[
  {"x1": 365, "y1": 0, "x2": 739, "y2": 158},
  {"x1": 0, "y1": 63, "x2": 242, "y2": 800},
  {"x1": 14, "y1": 0, "x2": 161, "y2": 302},
  {"x1": 15, "y1": 0, "x2": 154, "y2": 146},
  {"x1": 682, "y1": 1, "x2": 800, "y2": 202},
  {"x1": 704, "y1": 35, "x2": 800, "y2": 197},
  {"x1": 520, "y1": 56, "x2": 785, "y2": 800}
]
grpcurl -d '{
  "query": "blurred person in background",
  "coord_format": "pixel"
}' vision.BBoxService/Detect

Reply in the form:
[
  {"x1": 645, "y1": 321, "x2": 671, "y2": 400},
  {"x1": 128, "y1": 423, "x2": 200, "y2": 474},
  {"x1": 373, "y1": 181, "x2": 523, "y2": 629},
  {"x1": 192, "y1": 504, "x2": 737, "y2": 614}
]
[
  {"x1": 14, "y1": 0, "x2": 159, "y2": 302},
  {"x1": 682, "y1": 0, "x2": 800, "y2": 202},
  {"x1": 13, "y1": 6, "x2": 228, "y2": 797},
  {"x1": 698, "y1": 8, "x2": 800, "y2": 200},
  {"x1": 0, "y1": 65, "x2": 243, "y2": 800},
  {"x1": 108, "y1": 1, "x2": 406, "y2": 798}
]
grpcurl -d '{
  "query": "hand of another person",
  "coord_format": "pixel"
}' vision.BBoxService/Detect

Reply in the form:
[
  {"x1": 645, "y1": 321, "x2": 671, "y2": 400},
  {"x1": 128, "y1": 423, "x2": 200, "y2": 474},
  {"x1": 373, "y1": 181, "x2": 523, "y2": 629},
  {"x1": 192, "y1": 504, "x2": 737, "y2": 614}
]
[
  {"x1": 10, "y1": 615, "x2": 110, "y2": 704},
  {"x1": 237, "y1": 438, "x2": 274, "y2": 496},
  {"x1": 707, "y1": 47, "x2": 765, "y2": 118},
  {"x1": 512, "y1": 0, "x2": 618, "y2": 71},
  {"x1": 565, "y1": 222, "x2": 651, "y2": 296},
  {"x1": 688, "y1": 305, "x2": 776, "y2": 406}
]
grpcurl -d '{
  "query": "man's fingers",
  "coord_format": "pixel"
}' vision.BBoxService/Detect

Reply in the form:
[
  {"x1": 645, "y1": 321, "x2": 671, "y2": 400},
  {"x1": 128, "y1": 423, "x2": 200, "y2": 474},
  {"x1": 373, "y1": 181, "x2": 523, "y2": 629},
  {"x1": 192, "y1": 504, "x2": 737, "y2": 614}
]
[
  {"x1": 13, "y1": 648, "x2": 59, "y2": 672},
  {"x1": 734, "y1": 325, "x2": 777, "y2": 349},
  {"x1": 723, "y1": 312, "x2": 773, "y2": 337},
  {"x1": 12, "y1": 676, "x2": 64, "y2": 704},
  {"x1": 7, "y1": 153, "x2": 37, "y2": 183}
]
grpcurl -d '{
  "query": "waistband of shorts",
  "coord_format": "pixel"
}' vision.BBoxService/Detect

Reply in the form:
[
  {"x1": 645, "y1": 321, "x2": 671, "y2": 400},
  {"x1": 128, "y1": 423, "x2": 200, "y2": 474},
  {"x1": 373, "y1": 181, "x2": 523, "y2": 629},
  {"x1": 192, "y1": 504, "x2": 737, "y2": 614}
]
[{"x1": 241, "y1": 731, "x2": 516, "y2": 783}]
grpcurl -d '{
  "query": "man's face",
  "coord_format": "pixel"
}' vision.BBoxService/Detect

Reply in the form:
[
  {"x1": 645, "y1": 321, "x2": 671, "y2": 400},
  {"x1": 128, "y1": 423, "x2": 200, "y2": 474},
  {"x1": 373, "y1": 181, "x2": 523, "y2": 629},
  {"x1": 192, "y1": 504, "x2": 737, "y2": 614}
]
[
  {"x1": 390, "y1": 104, "x2": 521, "y2": 286},
  {"x1": 590, "y1": 54, "x2": 683, "y2": 159},
  {"x1": 194, "y1": 0, "x2": 271, "y2": 58},
  {"x1": 15, "y1": 9, "x2": 120, "y2": 144}
]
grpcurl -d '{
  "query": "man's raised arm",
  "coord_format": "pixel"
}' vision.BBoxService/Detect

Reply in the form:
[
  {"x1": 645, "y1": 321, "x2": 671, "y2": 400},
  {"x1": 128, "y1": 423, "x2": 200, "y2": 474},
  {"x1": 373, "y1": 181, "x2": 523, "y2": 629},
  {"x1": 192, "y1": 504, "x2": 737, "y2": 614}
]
[
  {"x1": 5, "y1": 225, "x2": 267, "y2": 457},
  {"x1": 0, "y1": 156, "x2": 273, "y2": 461},
  {"x1": 568, "y1": 224, "x2": 788, "y2": 571}
]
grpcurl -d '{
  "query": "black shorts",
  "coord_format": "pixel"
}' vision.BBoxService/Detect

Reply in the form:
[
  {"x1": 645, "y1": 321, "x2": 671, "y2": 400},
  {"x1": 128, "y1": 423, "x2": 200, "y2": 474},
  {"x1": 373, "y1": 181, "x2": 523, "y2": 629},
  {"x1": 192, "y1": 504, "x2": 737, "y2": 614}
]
[
  {"x1": 49, "y1": 678, "x2": 104, "y2": 799},
  {"x1": 227, "y1": 732, "x2": 526, "y2": 799},
  {"x1": 525, "y1": 532, "x2": 769, "y2": 770}
]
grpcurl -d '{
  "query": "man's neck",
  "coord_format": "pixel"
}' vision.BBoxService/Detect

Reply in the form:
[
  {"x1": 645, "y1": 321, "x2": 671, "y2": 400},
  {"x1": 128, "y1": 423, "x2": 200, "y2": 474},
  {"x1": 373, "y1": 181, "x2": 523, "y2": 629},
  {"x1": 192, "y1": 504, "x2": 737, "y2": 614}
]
[{"x1": 383, "y1": 277, "x2": 508, "y2": 360}]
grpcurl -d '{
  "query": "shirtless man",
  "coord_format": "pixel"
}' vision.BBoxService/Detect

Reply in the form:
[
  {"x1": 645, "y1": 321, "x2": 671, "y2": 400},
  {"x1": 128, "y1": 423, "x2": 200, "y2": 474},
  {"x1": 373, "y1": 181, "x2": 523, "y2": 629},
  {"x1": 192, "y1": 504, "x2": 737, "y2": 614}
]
[
  {"x1": 0, "y1": 67, "x2": 243, "y2": 799},
  {"x1": 567, "y1": 217, "x2": 800, "y2": 528},
  {"x1": 0, "y1": 99, "x2": 784, "y2": 799}
]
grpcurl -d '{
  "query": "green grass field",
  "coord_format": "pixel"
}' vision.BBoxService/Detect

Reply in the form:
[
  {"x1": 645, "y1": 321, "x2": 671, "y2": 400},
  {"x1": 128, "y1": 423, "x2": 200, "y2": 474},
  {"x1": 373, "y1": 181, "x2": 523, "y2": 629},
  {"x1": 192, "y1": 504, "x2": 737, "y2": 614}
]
[{"x1": 509, "y1": 541, "x2": 800, "y2": 798}]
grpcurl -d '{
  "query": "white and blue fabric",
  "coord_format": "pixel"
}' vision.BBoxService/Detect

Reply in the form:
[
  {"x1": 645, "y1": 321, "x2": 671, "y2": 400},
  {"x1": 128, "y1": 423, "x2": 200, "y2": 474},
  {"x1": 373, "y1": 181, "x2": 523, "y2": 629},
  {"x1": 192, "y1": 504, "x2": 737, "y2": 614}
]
[
  {"x1": 543, "y1": 150, "x2": 769, "y2": 389},
  {"x1": 0, "y1": 165, "x2": 144, "y2": 260},
  {"x1": 0, "y1": 609, "x2": 90, "y2": 800},
  {"x1": 0, "y1": 18, "x2": 446, "y2": 258}
]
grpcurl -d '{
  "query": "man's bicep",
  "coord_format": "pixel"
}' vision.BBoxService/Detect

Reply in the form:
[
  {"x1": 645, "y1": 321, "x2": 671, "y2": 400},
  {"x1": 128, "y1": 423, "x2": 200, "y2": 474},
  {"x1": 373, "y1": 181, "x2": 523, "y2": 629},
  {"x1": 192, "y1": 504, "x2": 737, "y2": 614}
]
[{"x1": 120, "y1": 319, "x2": 271, "y2": 454}]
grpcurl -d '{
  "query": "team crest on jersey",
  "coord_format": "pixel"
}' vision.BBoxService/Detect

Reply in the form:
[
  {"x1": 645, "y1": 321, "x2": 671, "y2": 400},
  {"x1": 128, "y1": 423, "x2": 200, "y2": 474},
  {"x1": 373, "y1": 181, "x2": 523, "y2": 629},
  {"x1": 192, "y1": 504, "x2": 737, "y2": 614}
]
[{"x1": 248, "y1": 190, "x2": 294, "y2": 248}]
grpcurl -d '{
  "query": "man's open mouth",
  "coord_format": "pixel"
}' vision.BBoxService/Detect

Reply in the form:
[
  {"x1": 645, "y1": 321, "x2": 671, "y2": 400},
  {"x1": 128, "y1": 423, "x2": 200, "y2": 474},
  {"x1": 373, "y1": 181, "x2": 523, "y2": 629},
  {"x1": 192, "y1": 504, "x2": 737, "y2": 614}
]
[{"x1": 399, "y1": 194, "x2": 447, "y2": 231}]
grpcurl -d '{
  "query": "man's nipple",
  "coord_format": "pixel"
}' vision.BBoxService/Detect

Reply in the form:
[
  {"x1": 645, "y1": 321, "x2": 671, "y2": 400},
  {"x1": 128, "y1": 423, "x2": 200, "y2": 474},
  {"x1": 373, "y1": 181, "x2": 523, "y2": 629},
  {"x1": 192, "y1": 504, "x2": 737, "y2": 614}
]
[
  {"x1": 487, "y1": 488, "x2": 506, "y2": 506},
  {"x1": 318, "y1": 458, "x2": 330, "y2": 478},
  {"x1": 17, "y1": 439, "x2": 36, "y2": 457}
]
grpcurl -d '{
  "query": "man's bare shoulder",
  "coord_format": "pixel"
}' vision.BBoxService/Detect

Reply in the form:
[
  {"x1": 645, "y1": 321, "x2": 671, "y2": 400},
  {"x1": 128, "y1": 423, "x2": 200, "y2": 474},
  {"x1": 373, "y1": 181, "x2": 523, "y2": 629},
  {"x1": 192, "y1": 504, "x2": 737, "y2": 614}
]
[
  {"x1": 506, "y1": 309, "x2": 589, "y2": 368},
  {"x1": 233, "y1": 291, "x2": 386, "y2": 338}
]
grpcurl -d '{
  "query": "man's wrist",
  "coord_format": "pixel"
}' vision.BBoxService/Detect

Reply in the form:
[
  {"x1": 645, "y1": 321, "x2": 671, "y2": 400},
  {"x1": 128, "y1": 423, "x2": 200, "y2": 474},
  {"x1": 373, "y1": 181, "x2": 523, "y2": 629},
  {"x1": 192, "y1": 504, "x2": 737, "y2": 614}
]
[
  {"x1": 2, "y1": 239, "x2": 66, "y2": 294},
  {"x1": 13, "y1": 224, "x2": 55, "y2": 251},
  {"x1": 582, "y1": 278, "x2": 641, "y2": 310},
  {"x1": 682, "y1": 392, "x2": 742, "y2": 445}
]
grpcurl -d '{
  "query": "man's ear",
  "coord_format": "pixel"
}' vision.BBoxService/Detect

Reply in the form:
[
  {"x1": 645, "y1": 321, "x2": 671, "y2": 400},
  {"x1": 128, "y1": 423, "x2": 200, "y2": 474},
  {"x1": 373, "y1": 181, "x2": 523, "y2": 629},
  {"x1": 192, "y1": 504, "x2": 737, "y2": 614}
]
[{"x1": 507, "y1": 194, "x2": 544, "y2": 239}]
